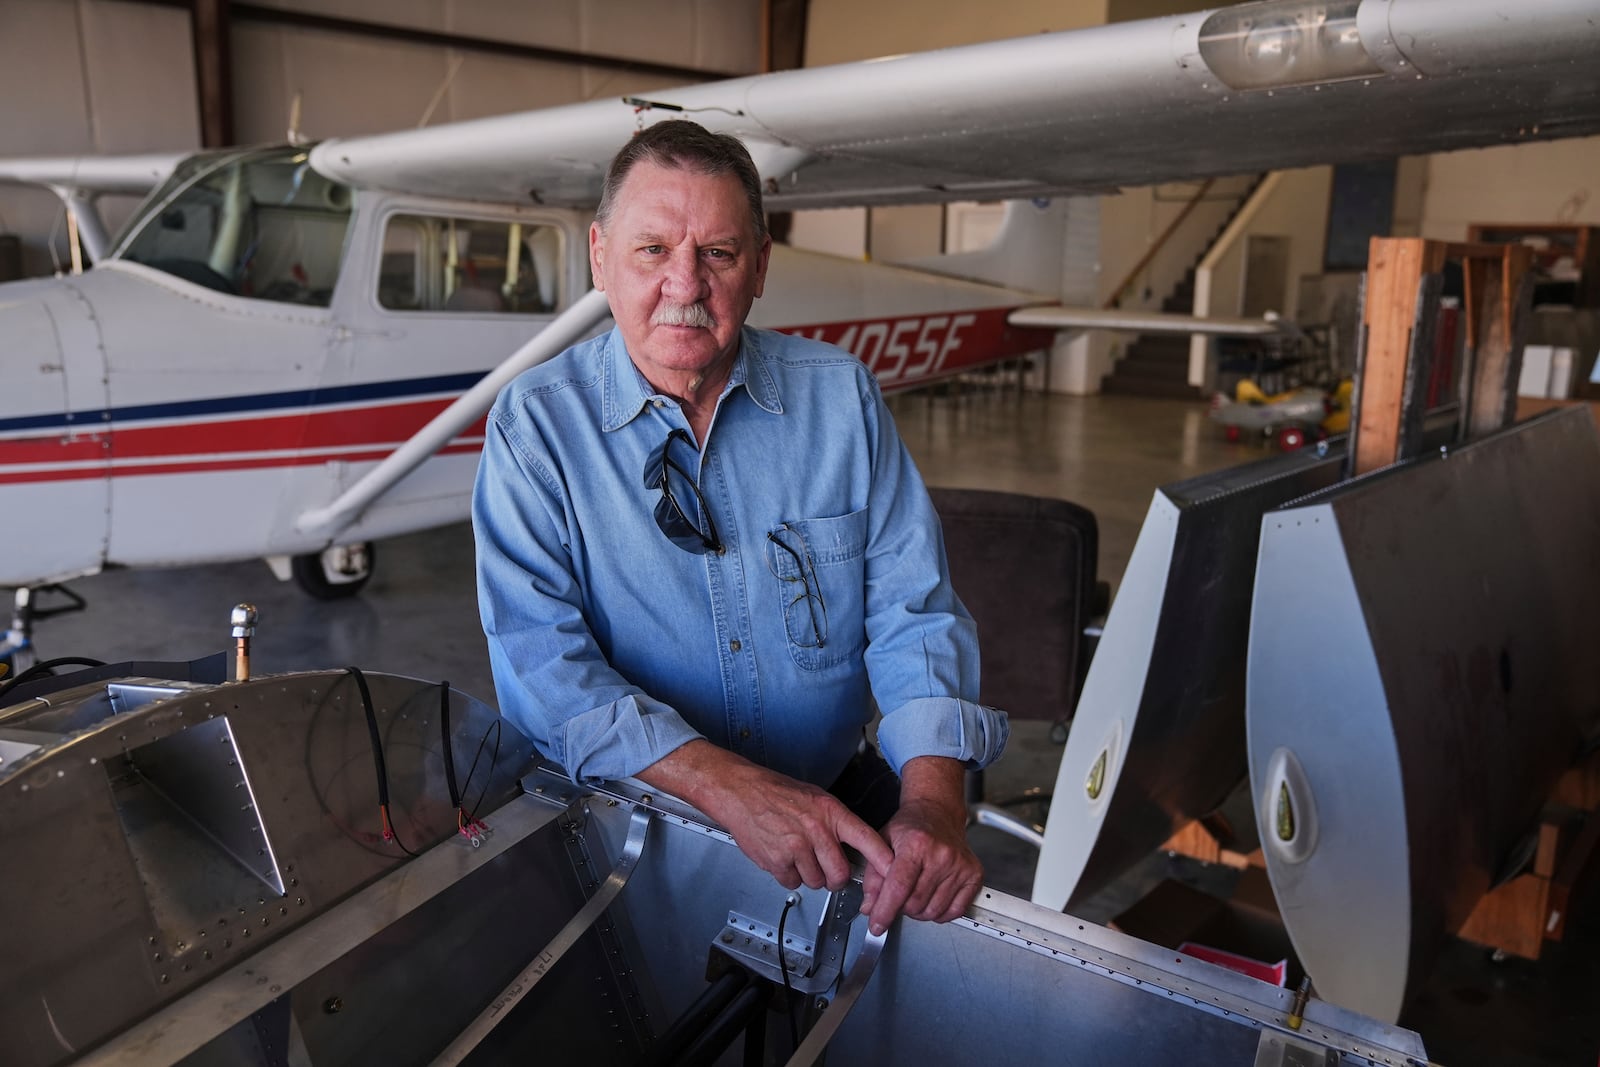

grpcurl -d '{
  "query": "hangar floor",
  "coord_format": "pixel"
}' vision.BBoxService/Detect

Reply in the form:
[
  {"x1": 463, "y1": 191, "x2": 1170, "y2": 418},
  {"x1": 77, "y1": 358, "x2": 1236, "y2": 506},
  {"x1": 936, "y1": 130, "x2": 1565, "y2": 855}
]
[{"x1": 20, "y1": 388, "x2": 1599, "y2": 1066}]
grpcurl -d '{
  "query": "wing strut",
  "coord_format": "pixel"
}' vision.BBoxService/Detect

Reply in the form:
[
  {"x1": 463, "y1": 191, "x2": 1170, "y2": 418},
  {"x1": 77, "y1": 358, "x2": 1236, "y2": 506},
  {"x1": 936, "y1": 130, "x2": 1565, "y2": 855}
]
[{"x1": 295, "y1": 286, "x2": 612, "y2": 539}]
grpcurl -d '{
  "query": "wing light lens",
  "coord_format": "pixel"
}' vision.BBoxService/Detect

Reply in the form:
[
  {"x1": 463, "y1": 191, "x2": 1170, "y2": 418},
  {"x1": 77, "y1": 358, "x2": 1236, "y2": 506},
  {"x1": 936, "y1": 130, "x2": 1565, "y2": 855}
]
[{"x1": 1198, "y1": 0, "x2": 1383, "y2": 92}]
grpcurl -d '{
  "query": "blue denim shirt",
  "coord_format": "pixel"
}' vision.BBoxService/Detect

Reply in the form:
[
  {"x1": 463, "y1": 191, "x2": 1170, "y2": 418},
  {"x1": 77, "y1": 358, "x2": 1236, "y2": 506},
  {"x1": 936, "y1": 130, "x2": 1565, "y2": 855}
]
[{"x1": 474, "y1": 324, "x2": 1008, "y2": 788}]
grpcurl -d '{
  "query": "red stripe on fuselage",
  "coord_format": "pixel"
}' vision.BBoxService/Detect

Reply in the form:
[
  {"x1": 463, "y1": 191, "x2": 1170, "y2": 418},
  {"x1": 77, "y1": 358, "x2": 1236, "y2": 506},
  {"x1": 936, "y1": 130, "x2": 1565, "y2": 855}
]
[
  {"x1": 0, "y1": 440, "x2": 484, "y2": 485},
  {"x1": 0, "y1": 398, "x2": 487, "y2": 485}
]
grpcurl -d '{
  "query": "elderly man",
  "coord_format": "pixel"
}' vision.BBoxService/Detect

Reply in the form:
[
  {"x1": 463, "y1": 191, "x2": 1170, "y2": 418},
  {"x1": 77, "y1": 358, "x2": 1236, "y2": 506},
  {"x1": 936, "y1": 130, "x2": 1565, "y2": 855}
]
[{"x1": 474, "y1": 120, "x2": 1007, "y2": 934}]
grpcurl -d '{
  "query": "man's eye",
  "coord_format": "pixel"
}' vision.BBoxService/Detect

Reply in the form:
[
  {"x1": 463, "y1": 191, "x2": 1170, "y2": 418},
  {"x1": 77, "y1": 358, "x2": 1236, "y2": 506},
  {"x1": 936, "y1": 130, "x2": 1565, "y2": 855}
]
[
  {"x1": 704, "y1": 248, "x2": 731, "y2": 260},
  {"x1": 641, "y1": 245, "x2": 664, "y2": 255}
]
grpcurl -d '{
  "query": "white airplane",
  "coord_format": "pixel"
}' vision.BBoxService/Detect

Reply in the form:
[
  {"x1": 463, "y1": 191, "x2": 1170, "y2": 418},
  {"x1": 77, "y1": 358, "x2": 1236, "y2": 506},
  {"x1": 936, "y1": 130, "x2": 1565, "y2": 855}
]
[{"x1": 1, "y1": 0, "x2": 1596, "y2": 648}]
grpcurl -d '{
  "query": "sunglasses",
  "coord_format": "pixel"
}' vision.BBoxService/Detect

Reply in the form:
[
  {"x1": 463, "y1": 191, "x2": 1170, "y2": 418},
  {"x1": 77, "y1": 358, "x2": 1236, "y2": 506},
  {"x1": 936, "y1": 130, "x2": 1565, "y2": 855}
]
[{"x1": 643, "y1": 429, "x2": 724, "y2": 554}]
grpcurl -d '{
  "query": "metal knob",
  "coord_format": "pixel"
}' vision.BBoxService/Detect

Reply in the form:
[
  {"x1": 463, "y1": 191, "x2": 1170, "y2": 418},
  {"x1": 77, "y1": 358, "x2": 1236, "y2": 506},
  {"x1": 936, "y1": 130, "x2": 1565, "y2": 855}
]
[
  {"x1": 230, "y1": 604, "x2": 258, "y2": 638},
  {"x1": 231, "y1": 604, "x2": 258, "y2": 682}
]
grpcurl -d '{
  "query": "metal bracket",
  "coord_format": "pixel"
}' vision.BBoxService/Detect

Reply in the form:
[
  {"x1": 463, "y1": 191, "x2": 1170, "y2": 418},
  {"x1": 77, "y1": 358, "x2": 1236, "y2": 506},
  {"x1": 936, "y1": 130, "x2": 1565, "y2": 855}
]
[
  {"x1": 428, "y1": 806, "x2": 653, "y2": 1067},
  {"x1": 783, "y1": 922, "x2": 889, "y2": 1067},
  {"x1": 722, "y1": 910, "x2": 817, "y2": 978}
]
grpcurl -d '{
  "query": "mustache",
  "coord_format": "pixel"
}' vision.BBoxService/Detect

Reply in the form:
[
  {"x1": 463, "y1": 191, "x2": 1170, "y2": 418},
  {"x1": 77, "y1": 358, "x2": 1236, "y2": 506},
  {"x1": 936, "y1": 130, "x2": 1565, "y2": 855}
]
[{"x1": 652, "y1": 302, "x2": 717, "y2": 329}]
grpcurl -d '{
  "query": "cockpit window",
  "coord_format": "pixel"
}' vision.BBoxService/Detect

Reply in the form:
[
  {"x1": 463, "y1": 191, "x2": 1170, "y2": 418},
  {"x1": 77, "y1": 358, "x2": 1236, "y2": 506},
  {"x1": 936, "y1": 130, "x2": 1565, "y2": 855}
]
[{"x1": 117, "y1": 148, "x2": 352, "y2": 308}]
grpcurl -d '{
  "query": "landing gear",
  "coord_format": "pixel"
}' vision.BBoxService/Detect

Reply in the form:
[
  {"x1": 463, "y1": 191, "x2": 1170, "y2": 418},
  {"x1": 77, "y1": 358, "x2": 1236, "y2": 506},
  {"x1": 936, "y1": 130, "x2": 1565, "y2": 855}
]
[
  {"x1": 1, "y1": 585, "x2": 89, "y2": 683},
  {"x1": 290, "y1": 542, "x2": 376, "y2": 600}
]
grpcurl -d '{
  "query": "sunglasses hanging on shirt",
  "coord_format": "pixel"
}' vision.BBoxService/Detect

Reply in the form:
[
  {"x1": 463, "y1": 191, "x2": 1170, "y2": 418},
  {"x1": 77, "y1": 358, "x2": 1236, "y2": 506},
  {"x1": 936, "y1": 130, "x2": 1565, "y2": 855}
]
[{"x1": 643, "y1": 428, "x2": 724, "y2": 554}]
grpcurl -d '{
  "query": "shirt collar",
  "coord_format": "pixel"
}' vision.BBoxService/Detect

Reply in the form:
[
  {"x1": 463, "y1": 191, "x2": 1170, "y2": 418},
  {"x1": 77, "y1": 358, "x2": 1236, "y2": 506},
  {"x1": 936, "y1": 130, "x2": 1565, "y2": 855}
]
[{"x1": 600, "y1": 325, "x2": 784, "y2": 432}]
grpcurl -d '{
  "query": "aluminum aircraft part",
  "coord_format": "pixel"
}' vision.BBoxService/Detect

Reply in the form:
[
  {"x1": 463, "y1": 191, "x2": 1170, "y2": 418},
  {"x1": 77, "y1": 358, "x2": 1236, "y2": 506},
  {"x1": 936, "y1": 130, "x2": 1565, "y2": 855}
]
[
  {"x1": 1034, "y1": 444, "x2": 1346, "y2": 911},
  {"x1": 76, "y1": 794, "x2": 558, "y2": 1067},
  {"x1": 0, "y1": 668, "x2": 533, "y2": 1067},
  {"x1": 1248, "y1": 406, "x2": 1600, "y2": 1023},
  {"x1": 562, "y1": 771, "x2": 1428, "y2": 1067},
  {"x1": 0, "y1": 699, "x2": 1430, "y2": 1066},
  {"x1": 428, "y1": 807, "x2": 653, "y2": 1067},
  {"x1": 309, "y1": 1, "x2": 1600, "y2": 209},
  {"x1": 783, "y1": 924, "x2": 888, "y2": 1067}
]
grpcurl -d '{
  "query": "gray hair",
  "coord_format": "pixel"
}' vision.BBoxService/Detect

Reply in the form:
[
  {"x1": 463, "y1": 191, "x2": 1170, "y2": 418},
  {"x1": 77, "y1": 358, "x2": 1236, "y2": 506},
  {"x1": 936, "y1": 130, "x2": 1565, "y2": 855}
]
[{"x1": 594, "y1": 119, "x2": 767, "y2": 244}]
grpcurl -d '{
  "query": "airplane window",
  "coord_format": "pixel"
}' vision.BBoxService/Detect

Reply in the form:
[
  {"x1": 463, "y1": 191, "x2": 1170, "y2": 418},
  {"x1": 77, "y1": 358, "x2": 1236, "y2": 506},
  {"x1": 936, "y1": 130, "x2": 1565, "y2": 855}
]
[
  {"x1": 117, "y1": 147, "x2": 352, "y2": 308},
  {"x1": 377, "y1": 214, "x2": 560, "y2": 315}
]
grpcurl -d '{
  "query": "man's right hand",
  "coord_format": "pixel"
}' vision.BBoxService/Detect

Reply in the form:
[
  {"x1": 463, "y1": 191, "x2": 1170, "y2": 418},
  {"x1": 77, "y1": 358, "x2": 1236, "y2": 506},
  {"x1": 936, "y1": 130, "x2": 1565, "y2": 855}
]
[{"x1": 639, "y1": 740, "x2": 894, "y2": 891}]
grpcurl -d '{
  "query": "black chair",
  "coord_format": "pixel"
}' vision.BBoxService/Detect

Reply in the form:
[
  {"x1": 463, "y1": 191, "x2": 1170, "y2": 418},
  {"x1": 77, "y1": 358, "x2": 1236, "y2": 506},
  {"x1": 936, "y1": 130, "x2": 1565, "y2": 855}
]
[{"x1": 928, "y1": 487, "x2": 1105, "y2": 845}]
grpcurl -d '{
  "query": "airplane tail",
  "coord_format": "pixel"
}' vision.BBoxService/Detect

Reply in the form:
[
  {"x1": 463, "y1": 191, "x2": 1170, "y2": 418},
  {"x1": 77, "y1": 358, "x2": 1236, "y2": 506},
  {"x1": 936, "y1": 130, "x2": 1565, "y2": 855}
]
[
  {"x1": 1235, "y1": 379, "x2": 1271, "y2": 405},
  {"x1": 896, "y1": 198, "x2": 1093, "y2": 299}
]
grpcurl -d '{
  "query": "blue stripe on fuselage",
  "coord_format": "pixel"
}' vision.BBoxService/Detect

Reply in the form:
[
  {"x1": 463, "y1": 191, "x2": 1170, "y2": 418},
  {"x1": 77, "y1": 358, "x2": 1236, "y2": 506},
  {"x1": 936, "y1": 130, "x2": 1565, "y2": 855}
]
[{"x1": 0, "y1": 372, "x2": 487, "y2": 434}]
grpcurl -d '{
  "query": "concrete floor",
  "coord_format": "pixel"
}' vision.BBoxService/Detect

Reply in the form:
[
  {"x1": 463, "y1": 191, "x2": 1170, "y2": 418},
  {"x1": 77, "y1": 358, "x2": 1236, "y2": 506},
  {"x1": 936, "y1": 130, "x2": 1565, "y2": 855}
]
[{"x1": 15, "y1": 387, "x2": 1600, "y2": 1065}]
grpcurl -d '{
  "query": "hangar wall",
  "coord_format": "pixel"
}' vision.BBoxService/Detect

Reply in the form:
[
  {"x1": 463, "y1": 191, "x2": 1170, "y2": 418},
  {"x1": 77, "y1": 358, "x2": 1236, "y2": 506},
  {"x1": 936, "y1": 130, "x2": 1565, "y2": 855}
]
[
  {"x1": 0, "y1": 0, "x2": 758, "y2": 278},
  {"x1": 1419, "y1": 136, "x2": 1600, "y2": 241},
  {"x1": 0, "y1": 0, "x2": 199, "y2": 277}
]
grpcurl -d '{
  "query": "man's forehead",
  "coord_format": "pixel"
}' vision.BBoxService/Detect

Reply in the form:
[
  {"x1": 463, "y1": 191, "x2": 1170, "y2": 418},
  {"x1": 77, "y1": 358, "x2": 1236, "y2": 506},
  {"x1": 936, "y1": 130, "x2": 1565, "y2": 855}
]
[{"x1": 612, "y1": 162, "x2": 751, "y2": 222}]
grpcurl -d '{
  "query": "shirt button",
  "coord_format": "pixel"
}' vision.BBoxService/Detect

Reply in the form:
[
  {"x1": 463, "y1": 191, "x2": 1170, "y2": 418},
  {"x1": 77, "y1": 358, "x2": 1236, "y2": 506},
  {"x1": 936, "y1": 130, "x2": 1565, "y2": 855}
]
[
  {"x1": 652, "y1": 399, "x2": 665, "y2": 408},
  {"x1": 740, "y1": 728, "x2": 751, "y2": 739},
  {"x1": 729, "y1": 639, "x2": 742, "y2": 652}
]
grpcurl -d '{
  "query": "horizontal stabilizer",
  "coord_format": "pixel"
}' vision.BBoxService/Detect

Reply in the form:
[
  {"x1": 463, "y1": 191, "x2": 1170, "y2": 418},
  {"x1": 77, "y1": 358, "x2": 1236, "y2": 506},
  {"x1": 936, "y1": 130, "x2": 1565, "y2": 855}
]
[{"x1": 1008, "y1": 305, "x2": 1283, "y2": 337}]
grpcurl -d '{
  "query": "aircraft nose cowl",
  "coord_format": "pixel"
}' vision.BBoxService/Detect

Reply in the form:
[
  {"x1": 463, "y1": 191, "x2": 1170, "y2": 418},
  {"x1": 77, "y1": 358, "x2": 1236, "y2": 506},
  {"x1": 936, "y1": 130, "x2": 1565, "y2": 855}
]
[
  {"x1": 0, "y1": 276, "x2": 113, "y2": 443},
  {"x1": 1, "y1": 291, "x2": 69, "y2": 406}
]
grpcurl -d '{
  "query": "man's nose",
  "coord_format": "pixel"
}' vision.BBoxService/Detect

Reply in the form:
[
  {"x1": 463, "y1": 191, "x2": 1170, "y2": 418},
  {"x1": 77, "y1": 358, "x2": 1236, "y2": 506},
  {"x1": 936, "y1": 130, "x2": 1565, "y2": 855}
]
[{"x1": 661, "y1": 248, "x2": 710, "y2": 300}]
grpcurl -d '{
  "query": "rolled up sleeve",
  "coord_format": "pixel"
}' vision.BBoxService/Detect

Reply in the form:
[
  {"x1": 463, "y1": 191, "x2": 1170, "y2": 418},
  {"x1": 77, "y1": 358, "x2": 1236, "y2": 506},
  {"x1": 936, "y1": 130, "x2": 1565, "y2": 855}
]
[
  {"x1": 474, "y1": 407, "x2": 702, "y2": 783},
  {"x1": 857, "y1": 378, "x2": 1009, "y2": 774}
]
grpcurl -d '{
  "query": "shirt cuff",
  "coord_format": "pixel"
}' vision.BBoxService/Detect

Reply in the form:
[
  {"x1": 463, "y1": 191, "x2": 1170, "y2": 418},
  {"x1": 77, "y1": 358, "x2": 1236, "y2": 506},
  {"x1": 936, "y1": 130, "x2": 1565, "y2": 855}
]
[
  {"x1": 554, "y1": 693, "x2": 705, "y2": 784},
  {"x1": 875, "y1": 696, "x2": 1010, "y2": 775}
]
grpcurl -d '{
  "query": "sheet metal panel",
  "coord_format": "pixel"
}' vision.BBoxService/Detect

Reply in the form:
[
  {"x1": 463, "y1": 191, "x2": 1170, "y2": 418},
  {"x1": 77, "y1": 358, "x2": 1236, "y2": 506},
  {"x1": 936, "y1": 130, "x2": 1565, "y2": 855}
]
[
  {"x1": 568, "y1": 771, "x2": 1429, "y2": 1067},
  {"x1": 1248, "y1": 406, "x2": 1600, "y2": 1022},
  {"x1": 1035, "y1": 444, "x2": 1345, "y2": 910},
  {"x1": 0, "y1": 669, "x2": 533, "y2": 1067}
]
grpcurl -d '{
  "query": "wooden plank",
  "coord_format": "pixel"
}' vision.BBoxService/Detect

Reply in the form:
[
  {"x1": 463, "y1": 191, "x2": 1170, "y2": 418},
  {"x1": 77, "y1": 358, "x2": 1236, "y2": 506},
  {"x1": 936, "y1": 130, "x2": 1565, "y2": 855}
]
[
  {"x1": 1162, "y1": 820, "x2": 1221, "y2": 864},
  {"x1": 1458, "y1": 872, "x2": 1550, "y2": 959},
  {"x1": 1354, "y1": 238, "x2": 1447, "y2": 474},
  {"x1": 1466, "y1": 245, "x2": 1536, "y2": 437}
]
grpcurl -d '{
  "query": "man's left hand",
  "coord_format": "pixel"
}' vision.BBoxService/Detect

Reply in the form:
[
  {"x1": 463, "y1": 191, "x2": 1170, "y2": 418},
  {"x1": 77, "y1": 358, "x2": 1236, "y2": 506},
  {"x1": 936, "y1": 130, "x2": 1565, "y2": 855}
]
[{"x1": 859, "y1": 756, "x2": 982, "y2": 935}]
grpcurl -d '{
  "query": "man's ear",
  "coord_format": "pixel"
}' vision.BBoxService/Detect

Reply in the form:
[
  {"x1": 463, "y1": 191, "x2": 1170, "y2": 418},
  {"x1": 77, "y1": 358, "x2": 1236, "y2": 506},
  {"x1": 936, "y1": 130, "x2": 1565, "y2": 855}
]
[
  {"x1": 752, "y1": 235, "x2": 772, "y2": 300},
  {"x1": 588, "y1": 221, "x2": 606, "y2": 291}
]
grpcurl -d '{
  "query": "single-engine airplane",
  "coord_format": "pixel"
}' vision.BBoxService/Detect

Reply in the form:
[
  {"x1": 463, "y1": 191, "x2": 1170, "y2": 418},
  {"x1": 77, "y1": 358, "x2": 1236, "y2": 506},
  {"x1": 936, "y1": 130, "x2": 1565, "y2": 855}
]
[{"x1": 1, "y1": 0, "x2": 1596, "y2": 655}]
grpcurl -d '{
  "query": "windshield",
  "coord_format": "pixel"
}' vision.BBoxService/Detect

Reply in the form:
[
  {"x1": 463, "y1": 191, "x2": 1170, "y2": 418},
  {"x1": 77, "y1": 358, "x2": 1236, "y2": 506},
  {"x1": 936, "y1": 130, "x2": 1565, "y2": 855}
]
[{"x1": 117, "y1": 147, "x2": 353, "y2": 308}]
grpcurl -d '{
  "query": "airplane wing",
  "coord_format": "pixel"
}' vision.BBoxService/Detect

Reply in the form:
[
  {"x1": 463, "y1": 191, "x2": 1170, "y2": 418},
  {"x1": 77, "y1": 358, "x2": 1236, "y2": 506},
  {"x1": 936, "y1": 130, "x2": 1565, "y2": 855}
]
[
  {"x1": 309, "y1": 0, "x2": 1600, "y2": 210},
  {"x1": 1008, "y1": 306, "x2": 1283, "y2": 337},
  {"x1": 0, "y1": 153, "x2": 188, "y2": 196}
]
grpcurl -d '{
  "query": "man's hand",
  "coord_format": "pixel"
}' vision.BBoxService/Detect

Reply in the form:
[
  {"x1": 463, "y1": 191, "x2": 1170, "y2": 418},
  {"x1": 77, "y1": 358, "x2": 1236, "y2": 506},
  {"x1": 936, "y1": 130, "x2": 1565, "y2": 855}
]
[
  {"x1": 860, "y1": 756, "x2": 982, "y2": 935},
  {"x1": 639, "y1": 740, "x2": 894, "y2": 891}
]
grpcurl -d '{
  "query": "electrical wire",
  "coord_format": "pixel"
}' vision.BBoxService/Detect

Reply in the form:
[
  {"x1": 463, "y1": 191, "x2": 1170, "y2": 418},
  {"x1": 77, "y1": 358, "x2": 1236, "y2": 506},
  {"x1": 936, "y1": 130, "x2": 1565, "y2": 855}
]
[
  {"x1": 0, "y1": 656, "x2": 107, "y2": 700},
  {"x1": 345, "y1": 665, "x2": 417, "y2": 857},
  {"x1": 439, "y1": 679, "x2": 501, "y2": 842},
  {"x1": 777, "y1": 894, "x2": 800, "y2": 1050}
]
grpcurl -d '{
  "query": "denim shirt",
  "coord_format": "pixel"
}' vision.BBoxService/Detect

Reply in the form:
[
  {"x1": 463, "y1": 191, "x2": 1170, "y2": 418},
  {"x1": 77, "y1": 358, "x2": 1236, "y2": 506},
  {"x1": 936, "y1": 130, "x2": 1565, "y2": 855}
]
[{"x1": 473, "y1": 324, "x2": 1008, "y2": 788}]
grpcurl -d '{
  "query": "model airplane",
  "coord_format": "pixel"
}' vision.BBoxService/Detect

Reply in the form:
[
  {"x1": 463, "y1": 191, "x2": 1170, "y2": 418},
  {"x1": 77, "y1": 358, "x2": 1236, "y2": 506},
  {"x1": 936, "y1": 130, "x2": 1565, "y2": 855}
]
[{"x1": 1, "y1": 0, "x2": 1595, "y2": 634}]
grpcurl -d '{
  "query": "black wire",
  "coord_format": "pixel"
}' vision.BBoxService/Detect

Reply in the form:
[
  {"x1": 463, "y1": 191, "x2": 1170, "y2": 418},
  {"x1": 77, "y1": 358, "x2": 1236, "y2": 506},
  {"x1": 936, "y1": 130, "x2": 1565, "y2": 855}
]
[
  {"x1": 461, "y1": 719, "x2": 503, "y2": 821},
  {"x1": 438, "y1": 680, "x2": 462, "y2": 811},
  {"x1": 0, "y1": 656, "x2": 106, "y2": 699},
  {"x1": 777, "y1": 896, "x2": 800, "y2": 1050},
  {"x1": 344, "y1": 666, "x2": 416, "y2": 857}
]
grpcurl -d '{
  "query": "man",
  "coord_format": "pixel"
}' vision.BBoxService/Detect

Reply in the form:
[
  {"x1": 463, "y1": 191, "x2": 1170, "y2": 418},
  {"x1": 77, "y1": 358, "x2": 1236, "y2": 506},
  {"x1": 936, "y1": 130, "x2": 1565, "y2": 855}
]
[{"x1": 474, "y1": 120, "x2": 1007, "y2": 935}]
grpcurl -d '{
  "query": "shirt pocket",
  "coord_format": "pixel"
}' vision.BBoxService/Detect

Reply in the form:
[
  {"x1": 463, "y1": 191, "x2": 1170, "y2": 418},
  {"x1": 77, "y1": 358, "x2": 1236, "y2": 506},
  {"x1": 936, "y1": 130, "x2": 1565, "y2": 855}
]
[{"x1": 766, "y1": 508, "x2": 868, "y2": 672}]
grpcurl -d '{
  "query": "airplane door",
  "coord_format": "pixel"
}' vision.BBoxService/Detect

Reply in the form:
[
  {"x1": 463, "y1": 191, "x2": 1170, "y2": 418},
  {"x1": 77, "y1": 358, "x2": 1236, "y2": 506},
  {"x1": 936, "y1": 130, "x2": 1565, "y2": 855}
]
[
  {"x1": 325, "y1": 205, "x2": 579, "y2": 538},
  {"x1": 0, "y1": 279, "x2": 113, "y2": 585}
]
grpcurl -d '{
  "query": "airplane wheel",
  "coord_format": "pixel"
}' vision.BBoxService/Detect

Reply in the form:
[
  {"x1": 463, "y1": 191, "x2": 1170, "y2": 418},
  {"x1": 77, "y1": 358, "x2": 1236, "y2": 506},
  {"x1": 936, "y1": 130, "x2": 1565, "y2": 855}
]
[
  {"x1": 291, "y1": 542, "x2": 376, "y2": 600},
  {"x1": 1275, "y1": 426, "x2": 1307, "y2": 451}
]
